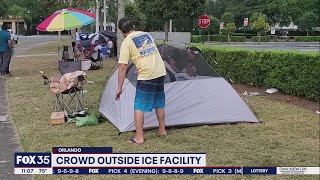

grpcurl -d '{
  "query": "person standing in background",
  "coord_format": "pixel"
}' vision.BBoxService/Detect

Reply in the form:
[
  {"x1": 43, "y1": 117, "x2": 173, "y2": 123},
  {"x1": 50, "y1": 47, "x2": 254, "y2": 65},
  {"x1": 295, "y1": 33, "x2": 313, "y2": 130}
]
[{"x1": 0, "y1": 24, "x2": 14, "y2": 77}]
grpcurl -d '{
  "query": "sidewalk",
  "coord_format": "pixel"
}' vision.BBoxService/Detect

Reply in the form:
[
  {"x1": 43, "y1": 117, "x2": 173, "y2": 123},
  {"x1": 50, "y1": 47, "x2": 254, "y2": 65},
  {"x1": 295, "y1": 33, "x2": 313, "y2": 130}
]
[{"x1": 0, "y1": 78, "x2": 31, "y2": 179}]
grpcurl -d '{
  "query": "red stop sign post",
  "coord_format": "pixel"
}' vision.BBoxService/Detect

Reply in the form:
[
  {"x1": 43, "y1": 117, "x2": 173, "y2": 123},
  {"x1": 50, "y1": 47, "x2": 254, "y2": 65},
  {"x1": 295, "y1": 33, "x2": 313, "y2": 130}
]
[{"x1": 198, "y1": 15, "x2": 210, "y2": 44}]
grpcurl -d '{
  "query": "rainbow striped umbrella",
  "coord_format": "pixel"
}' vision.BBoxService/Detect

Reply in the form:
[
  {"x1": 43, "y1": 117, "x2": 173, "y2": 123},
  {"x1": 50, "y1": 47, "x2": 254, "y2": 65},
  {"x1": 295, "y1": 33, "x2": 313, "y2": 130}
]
[{"x1": 36, "y1": 8, "x2": 95, "y2": 32}]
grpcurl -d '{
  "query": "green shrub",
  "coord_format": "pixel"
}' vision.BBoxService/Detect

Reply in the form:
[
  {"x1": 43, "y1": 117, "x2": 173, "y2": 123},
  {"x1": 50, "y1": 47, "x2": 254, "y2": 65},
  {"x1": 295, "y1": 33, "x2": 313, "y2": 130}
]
[
  {"x1": 209, "y1": 35, "x2": 228, "y2": 42},
  {"x1": 196, "y1": 46, "x2": 320, "y2": 100},
  {"x1": 294, "y1": 36, "x2": 320, "y2": 42},
  {"x1": 192, "y1": 35, "x2": 247, "y2": 42},
  {"x1": 231, "y1": 36, "x2": 246, "y2": 42},
  {"x1": 191, "y1": 35, "x2": 202, "y2": 43},
  {"x1": 252, "y1": 36, "x2": 272, "y2": 42}
]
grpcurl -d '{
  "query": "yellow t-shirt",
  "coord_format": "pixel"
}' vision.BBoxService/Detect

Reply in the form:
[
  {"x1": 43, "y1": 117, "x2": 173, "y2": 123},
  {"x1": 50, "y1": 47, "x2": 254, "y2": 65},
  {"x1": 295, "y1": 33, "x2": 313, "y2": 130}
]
[{"x1": 118, "y1": 31, "x2": 166, "y2": 80}]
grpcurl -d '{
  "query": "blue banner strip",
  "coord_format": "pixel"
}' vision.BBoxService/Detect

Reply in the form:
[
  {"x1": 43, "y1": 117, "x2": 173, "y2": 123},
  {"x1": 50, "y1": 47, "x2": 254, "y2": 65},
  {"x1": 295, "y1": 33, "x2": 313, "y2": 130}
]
[
  {"x1": 52, "y1": 167, "x2": 277, "y2": 175},
  {"x1": 52, "y1": 147, "x2": 113, "y2": 154}
]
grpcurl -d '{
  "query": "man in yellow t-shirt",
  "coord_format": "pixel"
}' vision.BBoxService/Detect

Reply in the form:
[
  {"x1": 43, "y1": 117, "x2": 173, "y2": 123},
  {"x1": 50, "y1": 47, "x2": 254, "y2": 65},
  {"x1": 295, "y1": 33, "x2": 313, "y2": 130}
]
[{"x1": 116, "y1": 18, "x2": 167, "y2": 144}]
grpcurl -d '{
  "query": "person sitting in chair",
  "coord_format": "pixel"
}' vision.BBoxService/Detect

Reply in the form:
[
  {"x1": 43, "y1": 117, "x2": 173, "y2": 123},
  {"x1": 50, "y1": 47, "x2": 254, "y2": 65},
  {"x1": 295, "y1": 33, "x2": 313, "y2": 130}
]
[
  {"x1": 89, "y1": 40, "x2": 102, "y2": 62},
  {"x1": 107, "y1": 40, "x2": 113, "y2": 56},
  {"x1": 72, "y1": 41, "x2": 83, "y2": 59}
]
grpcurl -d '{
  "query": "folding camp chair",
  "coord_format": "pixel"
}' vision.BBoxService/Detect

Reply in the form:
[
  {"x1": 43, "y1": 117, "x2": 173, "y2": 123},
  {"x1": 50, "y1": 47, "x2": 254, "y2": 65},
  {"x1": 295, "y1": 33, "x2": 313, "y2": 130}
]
[{"x1": 54, "y1": 75, "x2": 86, "y2": 115}]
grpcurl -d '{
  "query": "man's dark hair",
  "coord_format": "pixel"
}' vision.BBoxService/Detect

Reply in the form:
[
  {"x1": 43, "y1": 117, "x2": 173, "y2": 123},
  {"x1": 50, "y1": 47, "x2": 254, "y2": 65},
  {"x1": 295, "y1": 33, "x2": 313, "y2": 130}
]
[
  {"x1": 118, "y1": 18, "x2": 134, "y2": 34},
  {"x1": 1, "y1": 24, "x2": 8, "y2": 30}
]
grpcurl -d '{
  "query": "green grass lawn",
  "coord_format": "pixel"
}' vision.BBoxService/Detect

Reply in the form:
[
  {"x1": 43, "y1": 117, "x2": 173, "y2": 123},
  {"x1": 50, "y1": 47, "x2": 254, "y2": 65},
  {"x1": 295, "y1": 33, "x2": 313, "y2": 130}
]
[{"x1": 7, "y1": 43, "x2": 320, "y2": 180}]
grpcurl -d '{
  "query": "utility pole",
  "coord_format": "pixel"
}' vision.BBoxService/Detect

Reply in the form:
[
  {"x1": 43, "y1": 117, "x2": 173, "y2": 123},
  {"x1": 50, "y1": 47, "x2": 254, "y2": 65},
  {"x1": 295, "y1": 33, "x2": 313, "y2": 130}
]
[
  {"x1": 103, "y1": 0, "x2": 107, "y2": 30},
  {"x1": 117, "y1": 0, "x2": 125, "y2": 56},
  {"x1": 95, "y1": 0, "x2": 100, "y2": 33}
]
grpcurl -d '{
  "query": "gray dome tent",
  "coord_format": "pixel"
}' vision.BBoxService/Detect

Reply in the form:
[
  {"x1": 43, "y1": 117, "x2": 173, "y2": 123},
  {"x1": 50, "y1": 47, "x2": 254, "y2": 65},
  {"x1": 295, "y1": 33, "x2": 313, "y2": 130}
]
[{"x1": 99, "y1": 44, "x2": 259, "y2": 132}]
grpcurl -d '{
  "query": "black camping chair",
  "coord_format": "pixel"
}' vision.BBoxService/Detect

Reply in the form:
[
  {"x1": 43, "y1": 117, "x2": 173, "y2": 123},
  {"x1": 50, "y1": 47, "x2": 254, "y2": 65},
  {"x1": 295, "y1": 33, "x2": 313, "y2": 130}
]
[
  {"x1": 54, "y1": 75, "x2": 86, "y2": 115},
  {"x1": 59, "y1": 45, "x2": 81, "y2": 75}
]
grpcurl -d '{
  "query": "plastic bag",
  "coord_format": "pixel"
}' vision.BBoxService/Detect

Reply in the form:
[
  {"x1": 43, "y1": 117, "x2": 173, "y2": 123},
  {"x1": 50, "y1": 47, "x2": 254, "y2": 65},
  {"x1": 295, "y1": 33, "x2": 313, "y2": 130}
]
[{"x1": 75, "y1": 113, "x2": 98, "y2": 127}]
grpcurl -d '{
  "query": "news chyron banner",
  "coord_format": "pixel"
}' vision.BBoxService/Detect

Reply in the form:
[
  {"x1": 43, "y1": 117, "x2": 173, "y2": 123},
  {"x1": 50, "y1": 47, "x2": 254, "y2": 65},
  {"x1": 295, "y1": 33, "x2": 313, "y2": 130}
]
[{"x1": 15, "y1": 147, "x2": 320, "y2": 175}]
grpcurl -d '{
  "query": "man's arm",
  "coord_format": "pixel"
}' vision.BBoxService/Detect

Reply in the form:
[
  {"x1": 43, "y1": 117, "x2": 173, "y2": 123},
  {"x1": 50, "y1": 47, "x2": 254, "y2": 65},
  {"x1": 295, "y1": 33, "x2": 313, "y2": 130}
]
[
  {"x1": 117, "y1": 63, "x2": 127, "y2": 91},
  {"x1": 8, "y1": 40, "x2": 14, "y2": 49},
  {"x1": 8, "y1": 34, "x2": 13, "y2": 49},
  {"x1": 117, "y1": 40, "x2": 130, "y2": 92}
]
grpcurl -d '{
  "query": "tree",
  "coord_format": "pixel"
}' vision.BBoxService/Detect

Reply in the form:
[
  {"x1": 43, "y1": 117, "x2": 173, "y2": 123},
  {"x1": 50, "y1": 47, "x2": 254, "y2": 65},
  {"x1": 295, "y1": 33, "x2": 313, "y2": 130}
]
[
  {"x1": 265, "y1": 0, "x2": 291, "y2": 26},
  {"x1": 224, "y1": 22, "x2": 236, "y2": 43},
  {"x1": 0, "y1": 0, "x2": 9, "y2": 17},
  {"x1": 209, "y1": 16, "x2": 220, "y2": 34},
  {"x1": 135, "y1": 0, "x2": 205, "y2": 41},
  {"x1": 252, "y1": 14, "x2": 270, "y2": 44},
  {"x1": 73, "y1": 0, "x2": 95, "y2": 10},
  {"x1": 221, "y1": 12, "x2": 234, "y2": 24},
  {"x1": 206, "y1": 0, "x2": 319, "y2": 30},
  {"x1": 206, "y1": 0, "x2": 227, "y2": 20},
  {"x1": 8, "y1": 5, "x2": 30, "y2": 34},
  {"x1": 125, "y1": 2, "x2": 146, "y2": 30},
  {"x1": 299, "y1": 12, "x2": 318, "y2": 36},
  {"x1": 211, "y1": 0, "x2": 268, "y2": 27},
  {"x1": 285, "y1": 0, "x2": 319, "y2": 26},
  {"x1": 250, "y1": 12, "x2": 268, "y2": 29}
]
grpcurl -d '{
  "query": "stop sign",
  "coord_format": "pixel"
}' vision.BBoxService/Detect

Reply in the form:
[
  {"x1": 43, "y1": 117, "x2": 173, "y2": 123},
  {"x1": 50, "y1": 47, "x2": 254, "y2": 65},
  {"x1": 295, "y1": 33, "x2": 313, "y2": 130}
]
[{"x1": 198, "y1": 15, "x2": 210, "y2": 29}]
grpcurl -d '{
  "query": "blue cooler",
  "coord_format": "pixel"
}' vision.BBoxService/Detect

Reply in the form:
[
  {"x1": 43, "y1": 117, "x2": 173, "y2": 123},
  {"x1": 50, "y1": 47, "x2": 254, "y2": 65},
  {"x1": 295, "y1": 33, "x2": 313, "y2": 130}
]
[{"x1": 101, "y1": 46, "x2": 108, "y2": 55}]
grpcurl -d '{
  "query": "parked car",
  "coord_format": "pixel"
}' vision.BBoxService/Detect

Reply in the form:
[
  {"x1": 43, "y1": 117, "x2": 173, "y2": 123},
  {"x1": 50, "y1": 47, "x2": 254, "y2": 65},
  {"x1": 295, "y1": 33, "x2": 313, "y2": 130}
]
[{"x1": 8, "y1": 29, "x2": 18, "y2": 44}]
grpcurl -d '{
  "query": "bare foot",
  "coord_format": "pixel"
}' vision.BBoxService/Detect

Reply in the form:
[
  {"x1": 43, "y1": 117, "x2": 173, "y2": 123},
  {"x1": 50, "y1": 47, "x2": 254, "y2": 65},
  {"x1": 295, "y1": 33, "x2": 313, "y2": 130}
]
[
  {"x1": 157, "y1": 130, "x2": 167, "y2": 136},
  {"x1": 127, "y1": 138, "x2": 144, "y2": 144}
]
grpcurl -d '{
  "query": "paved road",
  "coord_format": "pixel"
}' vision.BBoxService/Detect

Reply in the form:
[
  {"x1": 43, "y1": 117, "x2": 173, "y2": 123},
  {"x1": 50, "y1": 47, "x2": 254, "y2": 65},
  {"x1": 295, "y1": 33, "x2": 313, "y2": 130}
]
[
  {"x1": 0, "y1": 35, "x2": 57, "y2": 180},
  {"x1": 204, "y1": 42, "x2": 320, "y2": 51},
  {"x1": 14, "y1": 35, "x2": 61, "y2": 55}
]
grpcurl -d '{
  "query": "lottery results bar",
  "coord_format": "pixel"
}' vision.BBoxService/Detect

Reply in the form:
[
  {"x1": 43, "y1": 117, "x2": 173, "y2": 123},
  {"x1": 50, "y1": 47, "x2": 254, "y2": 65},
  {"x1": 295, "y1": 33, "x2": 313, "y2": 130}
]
[{"x1": 14, "y1": 147, "x2": 320, "y2": 175}]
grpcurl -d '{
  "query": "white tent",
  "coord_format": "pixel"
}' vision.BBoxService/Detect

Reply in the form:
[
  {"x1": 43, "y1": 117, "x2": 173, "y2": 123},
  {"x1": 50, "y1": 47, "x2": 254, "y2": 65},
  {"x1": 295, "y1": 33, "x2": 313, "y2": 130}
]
[{"x1": 99, "y1": 45, "x2": 259, "y2": 132}]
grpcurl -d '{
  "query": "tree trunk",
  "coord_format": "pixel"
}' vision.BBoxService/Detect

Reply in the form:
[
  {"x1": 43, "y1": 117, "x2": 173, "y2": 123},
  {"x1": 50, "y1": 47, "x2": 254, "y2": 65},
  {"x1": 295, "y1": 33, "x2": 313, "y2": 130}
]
[
  {"x1": 228, "y1": 34, "x2": 230, "y2": 44},
  {"x1": 117, "y1": 0, "x2": 125, "y2": 56},
  {"x1": 307, "y1": 31, "x2": 309, "y2": 36},
  {"x1": 207, "y1": 30, "x2": 210, "y2": 42},
  {"x1": 164, "y1": 20, "x2": 169, "y2": 42},
  {"x1": 258, "y1": 32, "x2": 261, "y2": 45}
]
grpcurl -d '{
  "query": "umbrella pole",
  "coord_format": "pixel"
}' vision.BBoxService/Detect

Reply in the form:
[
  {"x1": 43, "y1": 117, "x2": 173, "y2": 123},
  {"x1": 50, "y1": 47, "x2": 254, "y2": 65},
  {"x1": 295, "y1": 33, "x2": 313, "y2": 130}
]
[
  {"x1": 58, "y1": 31, "x2": 61, "y2": 45},
  {"x1": 68, "y1": 30, "x2": 72, "y2": 44}
]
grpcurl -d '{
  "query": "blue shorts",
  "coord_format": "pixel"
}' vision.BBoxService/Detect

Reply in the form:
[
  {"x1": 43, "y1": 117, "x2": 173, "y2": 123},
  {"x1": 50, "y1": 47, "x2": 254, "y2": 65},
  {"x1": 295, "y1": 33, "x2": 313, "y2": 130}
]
[{"x1": 134, "y1": 76, "x2": 166, "y2": 112}]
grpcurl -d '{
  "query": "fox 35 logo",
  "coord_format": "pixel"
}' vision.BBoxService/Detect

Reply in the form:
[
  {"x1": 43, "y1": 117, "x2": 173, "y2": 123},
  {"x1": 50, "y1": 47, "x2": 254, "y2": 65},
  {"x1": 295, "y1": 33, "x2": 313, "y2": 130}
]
[{"x1": 15, "y1": 153, "x2": 51, "y2": 167}]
